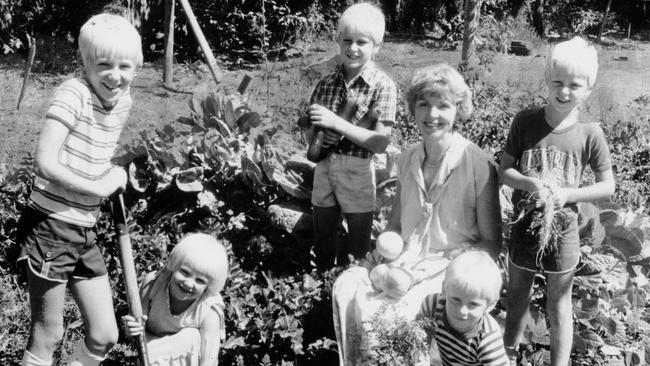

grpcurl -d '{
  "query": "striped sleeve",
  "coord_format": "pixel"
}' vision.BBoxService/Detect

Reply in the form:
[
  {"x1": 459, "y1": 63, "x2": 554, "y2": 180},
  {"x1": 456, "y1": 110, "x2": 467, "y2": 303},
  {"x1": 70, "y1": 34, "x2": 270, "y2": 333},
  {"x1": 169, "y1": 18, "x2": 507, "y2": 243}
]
[
  {"x1": 417, "y1": 293, "x2": 438, "y2": 320},
  {"x1": 477, "y1": 315, "x2": 510, "y2": 366},
  {"x1": 46, "y1": 79, "x2": 85, "y2": 129}
]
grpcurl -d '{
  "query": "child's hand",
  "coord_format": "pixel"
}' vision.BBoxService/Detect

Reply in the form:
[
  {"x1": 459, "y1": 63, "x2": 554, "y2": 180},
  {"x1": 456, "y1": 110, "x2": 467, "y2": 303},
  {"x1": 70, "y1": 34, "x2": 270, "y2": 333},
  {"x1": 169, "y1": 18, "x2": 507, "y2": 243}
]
[
  {"x1": 122, "y1": 314, "x2": 147, "y2": 337},
  {"x1": 322, "y1": 129, "x2": 342, "y2": 147},
  {"x1": 309, "y1": 104, "x2": 341, "y2": 131},
  {"x1": 527, "y1": 177, "x2": 550, "y2": 193},
  {"x1": 551, "y1": 187, "x2": 569, "y2": 208},
  {"x1": 105, "y1": 166, "x2": 128, "y2": 195}
]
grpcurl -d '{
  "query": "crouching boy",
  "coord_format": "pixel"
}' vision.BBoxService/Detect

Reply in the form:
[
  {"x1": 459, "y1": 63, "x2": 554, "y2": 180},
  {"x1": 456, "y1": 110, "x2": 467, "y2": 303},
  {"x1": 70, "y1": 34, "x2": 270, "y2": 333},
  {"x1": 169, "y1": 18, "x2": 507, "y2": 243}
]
[{"x1": 417, "y1": 250, "x2": 509, "y2": 365}]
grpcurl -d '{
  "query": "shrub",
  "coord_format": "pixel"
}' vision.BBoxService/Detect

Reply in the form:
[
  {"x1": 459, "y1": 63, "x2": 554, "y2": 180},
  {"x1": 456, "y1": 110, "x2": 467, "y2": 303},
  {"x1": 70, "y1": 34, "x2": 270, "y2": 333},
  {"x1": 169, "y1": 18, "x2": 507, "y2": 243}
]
[{"x1": 0, "y1": 0, "x2": 342, "y2": 68}]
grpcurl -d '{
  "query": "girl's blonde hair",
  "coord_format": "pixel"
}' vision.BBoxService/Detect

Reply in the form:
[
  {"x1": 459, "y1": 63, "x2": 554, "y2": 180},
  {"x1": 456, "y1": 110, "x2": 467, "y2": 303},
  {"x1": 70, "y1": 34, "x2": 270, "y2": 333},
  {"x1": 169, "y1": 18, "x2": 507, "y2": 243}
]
[
  {"x1": 544, "y1": 36, "x2": 598, "y2": 88},
  {"x1": 167, "y1": 233, "x2": 229, "y2": 295},
  {"x1": 338, "y1": 2, "x2": 385, "y2": 45},
  {"x1": 405, "y1": 62, "x2": 473, "y2": 121},
  {"x1": 78, "y1": 13, "x2": 143, "y2": 68},
  {"x1": 443, "y1": 250, "x2": 502, "y2": 305}
]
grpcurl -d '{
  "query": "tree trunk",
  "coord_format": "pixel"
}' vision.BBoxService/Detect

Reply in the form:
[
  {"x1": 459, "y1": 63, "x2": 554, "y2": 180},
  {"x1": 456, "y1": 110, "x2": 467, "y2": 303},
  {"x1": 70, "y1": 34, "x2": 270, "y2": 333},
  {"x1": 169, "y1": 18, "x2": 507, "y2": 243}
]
[
  {"x1": 532, "y1": 0, "x2": 545, "y2": 37},
  {"x1": 597, "y1": 0, "x2": 613, "y2": 42},
  {"x1": 461, "y1": 0, "x2": 481, "y2": 67}
]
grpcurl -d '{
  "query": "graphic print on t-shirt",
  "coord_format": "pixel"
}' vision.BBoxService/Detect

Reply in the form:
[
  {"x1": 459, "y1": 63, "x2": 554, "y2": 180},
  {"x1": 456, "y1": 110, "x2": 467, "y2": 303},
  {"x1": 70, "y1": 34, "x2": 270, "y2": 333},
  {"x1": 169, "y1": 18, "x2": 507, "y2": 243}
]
[{"x1": 519, "y1": 146, "x2": 579, "y2": 187}]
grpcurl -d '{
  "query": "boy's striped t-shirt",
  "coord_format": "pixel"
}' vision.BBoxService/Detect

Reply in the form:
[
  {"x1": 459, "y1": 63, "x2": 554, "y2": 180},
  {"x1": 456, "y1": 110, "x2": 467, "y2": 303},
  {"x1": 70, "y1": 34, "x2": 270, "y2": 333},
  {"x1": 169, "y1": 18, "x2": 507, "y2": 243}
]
[
  {"x1": 29, "y1": 77, "x2": 131, "y2": 227},
  {"x1": 418, "y1": 293, "x2": 510, "y2": 366}
]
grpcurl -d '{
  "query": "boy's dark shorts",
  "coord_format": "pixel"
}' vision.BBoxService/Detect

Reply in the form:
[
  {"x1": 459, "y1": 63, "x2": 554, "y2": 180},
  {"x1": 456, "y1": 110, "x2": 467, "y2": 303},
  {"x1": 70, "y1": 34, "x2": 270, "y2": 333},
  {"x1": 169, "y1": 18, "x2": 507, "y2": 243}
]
[
  {"x1": 16, "y1": 206, "x2": 107, "y2": 283},
  {"x1": 508, "y1": 208, "x2": 580, "y2": 274}
]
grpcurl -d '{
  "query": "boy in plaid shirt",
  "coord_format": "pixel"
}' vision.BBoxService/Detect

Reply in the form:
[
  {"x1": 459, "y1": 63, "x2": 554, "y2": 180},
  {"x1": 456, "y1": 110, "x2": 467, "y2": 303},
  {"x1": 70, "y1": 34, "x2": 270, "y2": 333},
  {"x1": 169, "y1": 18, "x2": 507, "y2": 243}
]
[{"x1": 305, "y1": 2, "x2": 397, "y2": 268}]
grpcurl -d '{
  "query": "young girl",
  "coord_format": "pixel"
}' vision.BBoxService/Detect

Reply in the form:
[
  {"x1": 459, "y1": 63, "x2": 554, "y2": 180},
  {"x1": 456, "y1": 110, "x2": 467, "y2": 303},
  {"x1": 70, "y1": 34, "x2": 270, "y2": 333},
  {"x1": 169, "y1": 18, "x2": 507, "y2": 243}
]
[{"x1": 122, "y1": 233, "x2": 229, "y2": 366}]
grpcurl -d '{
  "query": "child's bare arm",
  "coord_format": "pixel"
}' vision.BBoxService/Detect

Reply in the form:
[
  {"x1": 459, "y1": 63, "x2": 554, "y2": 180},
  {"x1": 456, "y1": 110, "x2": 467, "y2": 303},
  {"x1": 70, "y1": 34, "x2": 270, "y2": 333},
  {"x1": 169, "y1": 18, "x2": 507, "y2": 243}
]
[
  {"x1": 553, "y1": 169, "x2": 615, "y2": 207},
  {"x1": 497, "y1": 152, "x2": 548, "y2": 193},
  {"x1": 35, "y1": 118, "x2": 126, "y2": 197},
  {"x1": 199, "y1": 312, "x2": 222, "y2": 366},
  {"x1": 308, "y1": 104, "x2": 391, "y2": 153}
]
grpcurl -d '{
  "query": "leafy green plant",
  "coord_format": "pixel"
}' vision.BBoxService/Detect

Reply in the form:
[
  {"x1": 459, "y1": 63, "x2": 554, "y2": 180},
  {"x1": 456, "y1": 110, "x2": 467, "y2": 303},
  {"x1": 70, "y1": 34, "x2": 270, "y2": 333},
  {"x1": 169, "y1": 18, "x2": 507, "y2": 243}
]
[
  {"x1": 221, "y1": 270, "x2": 337, "y2": 365},
  {"x1": 360, "y1": 303, "x2": 429, "y2": 365}
]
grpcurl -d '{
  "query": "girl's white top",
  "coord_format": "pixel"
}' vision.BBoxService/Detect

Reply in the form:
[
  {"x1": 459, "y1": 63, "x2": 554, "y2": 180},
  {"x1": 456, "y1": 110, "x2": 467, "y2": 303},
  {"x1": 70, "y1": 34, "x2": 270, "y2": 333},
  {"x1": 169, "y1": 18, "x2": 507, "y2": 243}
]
[{"x1": 143, "y1": 269, "x2": 226, "y2": 339}]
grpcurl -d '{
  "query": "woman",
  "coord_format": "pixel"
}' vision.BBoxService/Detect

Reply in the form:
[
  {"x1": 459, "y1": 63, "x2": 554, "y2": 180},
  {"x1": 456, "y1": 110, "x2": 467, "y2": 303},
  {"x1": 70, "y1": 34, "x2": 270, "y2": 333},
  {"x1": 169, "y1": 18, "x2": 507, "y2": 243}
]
[{"x1": 332, "y1": 62, "x2": 502, "y2": 365}]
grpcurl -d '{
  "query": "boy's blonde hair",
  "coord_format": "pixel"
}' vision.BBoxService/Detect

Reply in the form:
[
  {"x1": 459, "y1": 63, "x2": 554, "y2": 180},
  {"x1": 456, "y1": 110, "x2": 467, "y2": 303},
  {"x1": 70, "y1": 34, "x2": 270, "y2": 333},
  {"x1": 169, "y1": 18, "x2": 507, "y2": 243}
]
[
  {"x1": 78, "y1": 13, "x2": 143, "y2": 68},
  {"x1": 405, "y1": 62, "x2": 473, "y2": 121},
  {"x1": 544, "y1": 36, "x2": 598, "y2": 87},
  {"x1": 443, "y1": 250, "x2": 502, "y2": 305},
  {"x1": 338, "y1": 2, "x2": 385, "y2": 45},
  {"x1": 167, "y1": 233, "x2": 229, "y2": 295}
]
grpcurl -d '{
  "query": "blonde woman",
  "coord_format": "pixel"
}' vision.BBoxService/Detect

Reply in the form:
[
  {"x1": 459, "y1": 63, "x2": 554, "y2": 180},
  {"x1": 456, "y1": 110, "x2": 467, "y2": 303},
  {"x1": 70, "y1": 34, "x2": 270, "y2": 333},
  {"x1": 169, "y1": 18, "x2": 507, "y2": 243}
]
[{"x1": 332, "y1": 62, "x2": 501, "y2": 365}]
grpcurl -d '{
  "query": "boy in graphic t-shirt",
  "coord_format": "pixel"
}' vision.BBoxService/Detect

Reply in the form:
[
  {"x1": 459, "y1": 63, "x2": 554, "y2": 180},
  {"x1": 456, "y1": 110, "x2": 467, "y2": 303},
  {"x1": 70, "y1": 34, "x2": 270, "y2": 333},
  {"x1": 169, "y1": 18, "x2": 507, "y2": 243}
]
[{"x1": 498, "y1": 37, "x2": 615, "y2": 366}]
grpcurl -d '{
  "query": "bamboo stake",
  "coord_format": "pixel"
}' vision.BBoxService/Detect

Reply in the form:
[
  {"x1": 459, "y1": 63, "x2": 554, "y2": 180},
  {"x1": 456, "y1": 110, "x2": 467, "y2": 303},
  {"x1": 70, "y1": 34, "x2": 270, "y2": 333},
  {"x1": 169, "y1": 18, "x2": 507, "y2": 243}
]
[
  {"x1": 163, "y1": 0, "x2": 175, "y2": 85},
  {"x1": 17, "y1": 34, "x2": 36, "y2": 110},
  {"x1": 627, "y1": 22, "x2": 631, "y2": 40},
  {"x1": 177, "y1": 0, "x2": 222, "y2": 85}
]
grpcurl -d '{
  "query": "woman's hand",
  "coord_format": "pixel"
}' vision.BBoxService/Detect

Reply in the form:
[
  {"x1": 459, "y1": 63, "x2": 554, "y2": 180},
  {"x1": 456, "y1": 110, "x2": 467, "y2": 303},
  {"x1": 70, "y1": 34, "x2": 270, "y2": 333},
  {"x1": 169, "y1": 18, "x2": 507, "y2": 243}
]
[{"x1": 122, "y1": 314, "x2": 147, "y2": 337}]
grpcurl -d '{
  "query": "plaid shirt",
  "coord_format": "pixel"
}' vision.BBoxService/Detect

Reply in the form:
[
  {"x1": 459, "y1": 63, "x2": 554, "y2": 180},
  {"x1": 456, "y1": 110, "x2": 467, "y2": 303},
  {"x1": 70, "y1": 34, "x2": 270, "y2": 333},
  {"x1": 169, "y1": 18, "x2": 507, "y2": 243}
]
[{"x1": 308, "y1": 62, "x2": 397, "y2": 158}]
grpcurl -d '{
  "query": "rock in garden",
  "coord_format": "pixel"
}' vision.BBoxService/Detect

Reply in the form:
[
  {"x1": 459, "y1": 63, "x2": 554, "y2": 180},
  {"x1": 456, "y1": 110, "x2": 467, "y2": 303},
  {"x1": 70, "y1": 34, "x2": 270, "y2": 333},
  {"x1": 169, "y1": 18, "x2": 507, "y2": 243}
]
[
  {"x1": 285, "y1": 154, "x2": 316, "y2": 190},
  {"x1": 267, "y1": 202, "x2": 313, "y2": 234}
]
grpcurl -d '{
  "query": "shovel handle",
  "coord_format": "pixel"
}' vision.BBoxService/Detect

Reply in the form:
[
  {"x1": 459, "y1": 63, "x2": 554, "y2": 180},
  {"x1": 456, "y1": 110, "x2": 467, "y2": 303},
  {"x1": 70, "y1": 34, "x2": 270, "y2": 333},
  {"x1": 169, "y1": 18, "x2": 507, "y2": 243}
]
[{"x1": 110, "y1": 193, "x2": 150, "y2": 366}]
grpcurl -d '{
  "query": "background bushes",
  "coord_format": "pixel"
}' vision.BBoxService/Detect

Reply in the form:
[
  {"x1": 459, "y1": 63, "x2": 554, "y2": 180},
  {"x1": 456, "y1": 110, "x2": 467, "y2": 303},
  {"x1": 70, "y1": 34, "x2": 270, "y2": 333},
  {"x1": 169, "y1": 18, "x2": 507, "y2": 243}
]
[{"x1": 2, "y1": 0, "x2": 648, "y2": 68}]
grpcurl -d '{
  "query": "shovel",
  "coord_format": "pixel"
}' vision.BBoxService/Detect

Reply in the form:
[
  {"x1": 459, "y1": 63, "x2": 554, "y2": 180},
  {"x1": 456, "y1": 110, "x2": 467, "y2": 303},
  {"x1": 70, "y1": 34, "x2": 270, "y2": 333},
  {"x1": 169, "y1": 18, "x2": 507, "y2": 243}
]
[{"x1": 110, "y1": 192, "x2": 150, "y2": 366}]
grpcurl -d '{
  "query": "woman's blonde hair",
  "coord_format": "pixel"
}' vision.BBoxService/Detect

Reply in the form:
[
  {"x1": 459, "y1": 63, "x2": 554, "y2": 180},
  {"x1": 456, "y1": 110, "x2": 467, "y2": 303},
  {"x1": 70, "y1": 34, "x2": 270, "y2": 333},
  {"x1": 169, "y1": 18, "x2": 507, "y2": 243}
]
[
  {"x1": 338, "y1": 2, "x2": 385, "y2": 45},
  {"x1": 405, "y1": 62, "x2": 473, "y2": 121},
  {"x1": 443, "y1": 250, "x2": 502, "y2": 305},
  {"x1": 166, "y1": 233, "x2": 229, "y2": 295},
  {"x1": 78, "y1": 13, "x2": 143, "y2": 68}
]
